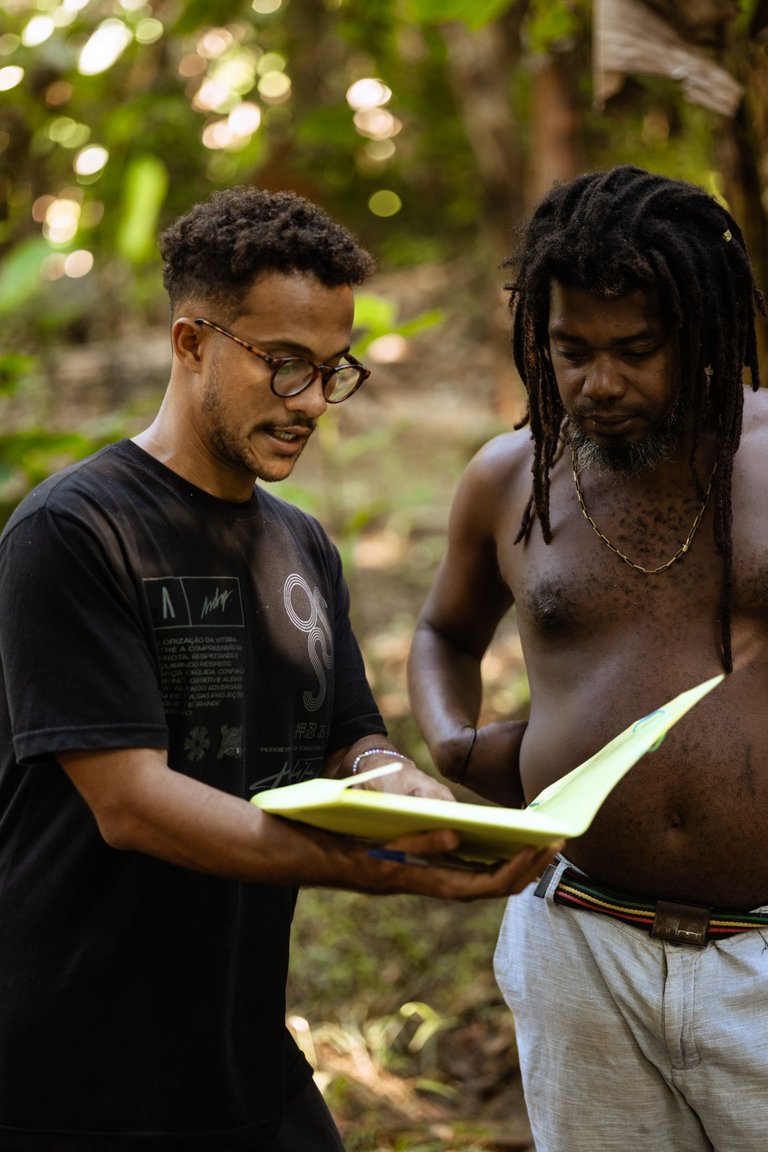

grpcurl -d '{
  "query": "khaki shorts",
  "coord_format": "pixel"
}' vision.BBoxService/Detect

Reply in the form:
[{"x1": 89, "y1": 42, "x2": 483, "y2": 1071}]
[{"x1": 495, "y1": 859, "x2": 768, "y2": 1152}]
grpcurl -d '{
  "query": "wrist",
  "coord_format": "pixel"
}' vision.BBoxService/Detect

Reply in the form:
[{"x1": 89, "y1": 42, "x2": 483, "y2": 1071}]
[{"x1": 350, "y1": 746, "x2": 409, "y2": 775}]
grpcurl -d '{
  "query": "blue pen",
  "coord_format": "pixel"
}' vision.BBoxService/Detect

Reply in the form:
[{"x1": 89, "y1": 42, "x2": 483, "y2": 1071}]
[
  {"x1": 369, "y1": 847, "x2": 500, "y2": 873},
  {"x1": 368, "y1": 848, "x2": 430, "y2": 867}
]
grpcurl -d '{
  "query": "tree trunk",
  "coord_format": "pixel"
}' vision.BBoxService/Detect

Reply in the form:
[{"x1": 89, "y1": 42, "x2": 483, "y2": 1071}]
[
  {"x1": 715, "y1": 29, "x2": 768, "y2": 380},
  {"x1": 528, "y1": 50, "x2": 584, "y2": 206},
  {"x1": 440, "y1": 10, "x2": 584, "y2": 420}
]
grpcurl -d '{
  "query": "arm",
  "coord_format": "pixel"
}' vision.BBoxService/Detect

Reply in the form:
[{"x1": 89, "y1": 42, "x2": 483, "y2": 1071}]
[
  {"x1": 408, "y1": 440, "x2": 528, "y2": 807},
  {"x1": 58, "y1": 747, "x2": 559, "y2": 901}
]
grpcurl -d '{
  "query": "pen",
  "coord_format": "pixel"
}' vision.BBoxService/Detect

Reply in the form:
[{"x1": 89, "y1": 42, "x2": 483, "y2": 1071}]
[
  {"x1": 368, "y1": 848, "x2": 499, "y2": 873},
  {"x1": 368, "y1": 848, "x2": 430, "y2": 867}
]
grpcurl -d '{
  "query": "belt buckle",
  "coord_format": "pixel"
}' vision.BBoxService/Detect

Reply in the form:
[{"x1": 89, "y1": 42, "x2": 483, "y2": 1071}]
[{"x1": 651, "y1": 899, "x2": 710, "y2": 947}]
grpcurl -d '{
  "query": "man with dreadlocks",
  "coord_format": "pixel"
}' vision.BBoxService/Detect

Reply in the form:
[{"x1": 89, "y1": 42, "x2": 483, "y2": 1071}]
[{"x1": 408, "y1": 165, "x2": 768, "y2": 1150}]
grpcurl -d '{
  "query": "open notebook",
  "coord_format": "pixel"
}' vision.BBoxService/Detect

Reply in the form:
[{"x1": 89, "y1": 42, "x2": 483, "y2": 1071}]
[{"x1": 251, "y1": 674, "x2": 724, "y2": 862}]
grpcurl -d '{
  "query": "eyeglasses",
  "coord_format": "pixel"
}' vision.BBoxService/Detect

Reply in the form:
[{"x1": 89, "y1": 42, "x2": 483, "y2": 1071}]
[{"x1": 194, "y1": 317, "x2": 370, "y2": 403}]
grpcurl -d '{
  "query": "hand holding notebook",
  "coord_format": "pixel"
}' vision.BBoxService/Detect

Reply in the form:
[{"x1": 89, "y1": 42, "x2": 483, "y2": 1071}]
[{"x1": 251, "y1": 674, "x2": 724, "y2": 862}]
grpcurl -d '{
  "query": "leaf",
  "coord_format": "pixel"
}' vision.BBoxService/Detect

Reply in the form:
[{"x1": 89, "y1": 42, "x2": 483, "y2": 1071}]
[
  {"x1": 115, "y1": 153, "x2": 169, "y2": 264},
  {"x1": 413, "y1": 1077, "x2": 458, "y2": 1099},
  {"x1": 527, "y1": 0, "x2": 581, "y2": 51},
  {"x1": 353, "y1": 295, "x2": 445, "y2": 351},
  {"x1": 396, "y1": 308, "x2": 445, "y2": 338},
  {"x1": 354, "y1": 294, "x2": 399, "y2": 333},
  {"x1": 0, "y1": 238, "x2": 53, "y2": 315},
  {"x1": 0, "y1": 353, "x2": 38, "y2": 394}
]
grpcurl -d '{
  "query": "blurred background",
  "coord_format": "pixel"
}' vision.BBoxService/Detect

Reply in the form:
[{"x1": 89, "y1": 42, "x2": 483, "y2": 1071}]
[{"x1": 2, "y1": 2, "x2": 767, "y2": 1147}]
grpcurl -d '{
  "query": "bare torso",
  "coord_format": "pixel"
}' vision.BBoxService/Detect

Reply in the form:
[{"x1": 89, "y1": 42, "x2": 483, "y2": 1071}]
[{"x1": 494, "y1": 388, "x2": 768, "y2": 908}]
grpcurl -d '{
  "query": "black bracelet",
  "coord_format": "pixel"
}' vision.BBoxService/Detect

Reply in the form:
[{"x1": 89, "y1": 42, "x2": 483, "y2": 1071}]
[{"x1": 457, "y1": 725, "x2": 477, "y2": 786}]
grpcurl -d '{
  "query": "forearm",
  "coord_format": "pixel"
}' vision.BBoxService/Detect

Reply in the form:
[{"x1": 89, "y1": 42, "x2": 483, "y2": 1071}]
[
  {"x1": 408, "y1": 624, "x2": 482, "y2": 775},
  {"x1": 408, "y1": 623, "x2": 526, "y2": 807},
  {"x1": 59, "y1": 747, "x2": 556, "y2": 901},
  {"x1": 60, "y1": 747, "x2": 455, "y2": 890},
  {"x1": 60, "y1": 748, "x2": 357, "y2": 886},
  {"x1": 461, "y1": 721, "x2": 527, "y2": 808}
]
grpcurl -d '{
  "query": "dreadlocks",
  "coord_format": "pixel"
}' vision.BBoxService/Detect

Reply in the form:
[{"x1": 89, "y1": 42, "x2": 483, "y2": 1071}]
[{"x1": 505, "y1": 165, "x2": 766, "y2": 672}]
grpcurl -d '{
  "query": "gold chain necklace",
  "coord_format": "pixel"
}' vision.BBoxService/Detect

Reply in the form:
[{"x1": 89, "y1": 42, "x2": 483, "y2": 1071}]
[{"x1": 571, "y1": 454, "x2": 717, "y2": 575}]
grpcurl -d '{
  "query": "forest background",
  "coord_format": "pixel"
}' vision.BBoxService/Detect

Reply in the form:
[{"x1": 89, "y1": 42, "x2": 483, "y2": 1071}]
[{"x1": 2, "y1": 1, "x2": 768, "y2": 1148}]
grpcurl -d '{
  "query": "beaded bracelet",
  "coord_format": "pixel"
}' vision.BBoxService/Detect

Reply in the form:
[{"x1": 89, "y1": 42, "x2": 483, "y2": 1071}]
[{"x1": 350, "y1": 747, "x2": 409, "y2": 775}]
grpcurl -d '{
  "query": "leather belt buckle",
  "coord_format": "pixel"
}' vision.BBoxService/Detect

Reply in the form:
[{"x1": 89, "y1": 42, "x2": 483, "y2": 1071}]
[
  {"x1": 533, "y1": 863, "x2": 557, "y2": 898},
  {"x1": 651, "y1": 899, "x2": 711, "y2": 947}
]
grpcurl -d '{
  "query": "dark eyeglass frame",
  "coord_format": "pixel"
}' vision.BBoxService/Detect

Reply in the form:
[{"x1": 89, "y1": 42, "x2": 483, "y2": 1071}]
[{"x1": 193, "y1": 317, "x2": 370, "y2": 403}]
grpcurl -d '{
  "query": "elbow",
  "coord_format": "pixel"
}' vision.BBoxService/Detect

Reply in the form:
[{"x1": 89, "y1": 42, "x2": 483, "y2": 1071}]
[
  {"x1": 432, "y1": 728, "x2": 475, "y2": 784},
  {"x1": 91, "y1": 805, "x2": 147, "y2": 853}
]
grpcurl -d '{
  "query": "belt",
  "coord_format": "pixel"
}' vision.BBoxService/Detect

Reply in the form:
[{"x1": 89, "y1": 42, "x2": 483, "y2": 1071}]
[{"x1": 534, "y1": 863, "x2": 768, "y2": 948}]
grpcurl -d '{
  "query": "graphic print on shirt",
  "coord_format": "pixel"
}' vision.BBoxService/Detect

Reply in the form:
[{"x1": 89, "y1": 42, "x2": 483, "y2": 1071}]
[
  {"x1": 145, "y1": 566, "x2": 336, "y2": 788},
  {"x1": 246, "y1": 573, "x2": 334, "y2": 795},
  {"x1": 145, "y1": 576, "x2": 245, "y2": 768},
  {"x1": 283, "y1": 572, "x2": 332, "y2": 712}
]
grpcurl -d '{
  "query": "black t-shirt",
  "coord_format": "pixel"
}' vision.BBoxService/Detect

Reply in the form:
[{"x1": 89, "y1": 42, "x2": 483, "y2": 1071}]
[{"x1": 0, "y1": 441, "x2": 385, "y2": 1150}]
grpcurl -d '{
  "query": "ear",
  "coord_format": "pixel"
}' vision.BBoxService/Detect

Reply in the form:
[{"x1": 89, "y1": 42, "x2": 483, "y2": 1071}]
[{"x1": 172, "y1": 316, "x2": 205, "y2": 371}]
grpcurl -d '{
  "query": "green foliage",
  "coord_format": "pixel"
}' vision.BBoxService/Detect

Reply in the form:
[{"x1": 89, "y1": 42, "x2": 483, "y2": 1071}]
[
  {"x1": 0, "y1": 353, "x2": 36, "y2": 393},
  {"x1": 353, "y1": 293, "x2": 445, "y2": 351},
  {"x1": 278, "y1": 291, "x2": 444, "y2": 561},
  {"x1": 288, "y1": 887, "x2": 503, "y2": 1022},
  {"x1": 738, "y1": 0, "x2": 765, "y2": 30},
  {"x1": 0, "y1": 0, "x2": 756, "y2": 362},
  {"x1": 115, "y1": 154, "x2": 170, "y2": 264},
  {"x1": 404, "y1": 0, "x2": 512, "y2": 30},
  {"x1": 0, "y1": 237, "x2": 54, "y2": 315},
  {"x1": 526, "y1": 0, "x2": 584, "y2": 51}
]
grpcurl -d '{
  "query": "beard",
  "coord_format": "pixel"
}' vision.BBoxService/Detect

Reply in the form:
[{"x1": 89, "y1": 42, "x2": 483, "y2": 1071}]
[
  {"x1": 201, "y1": 357, "x2": 312, "y2": 484},
  {"x1": 567, "y1": 395, "x2": 685, "y2": 476},
  {"x1": 201, "y1": 366, "x2": 257, "y2": 475}
]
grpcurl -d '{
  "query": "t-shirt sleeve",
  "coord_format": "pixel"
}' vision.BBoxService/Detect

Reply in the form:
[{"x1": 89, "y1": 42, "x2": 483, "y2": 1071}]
[{"x1": 0, "y1": 505, "x2": 168, "y2": 765}]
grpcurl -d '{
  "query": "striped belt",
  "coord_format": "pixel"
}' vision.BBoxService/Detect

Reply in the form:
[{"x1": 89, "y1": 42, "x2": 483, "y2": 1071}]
[{"x1": 534, "y1": 863, "x2": 768, "y2": 948}]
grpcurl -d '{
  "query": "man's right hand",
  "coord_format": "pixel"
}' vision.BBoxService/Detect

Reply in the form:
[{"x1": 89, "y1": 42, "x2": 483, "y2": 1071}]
[{"x1": 354, "y1": 826, "x2": 563, "y2": 902}]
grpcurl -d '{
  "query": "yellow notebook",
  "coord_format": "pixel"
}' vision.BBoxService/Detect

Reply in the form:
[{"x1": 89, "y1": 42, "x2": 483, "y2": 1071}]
[{"x1": 251, "y1": 674, "x2": 723, "y2": 862}]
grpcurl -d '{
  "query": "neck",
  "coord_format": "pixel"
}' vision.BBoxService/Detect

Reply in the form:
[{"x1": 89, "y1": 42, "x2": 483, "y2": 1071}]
[{"x1": 133, "y1": 408, "x2": 256, "y2": 504}]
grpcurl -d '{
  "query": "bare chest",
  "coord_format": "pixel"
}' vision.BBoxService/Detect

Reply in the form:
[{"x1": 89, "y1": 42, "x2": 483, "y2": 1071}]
[{"x1": 501, "y1": 464, "x2": 768, "y2": 654}]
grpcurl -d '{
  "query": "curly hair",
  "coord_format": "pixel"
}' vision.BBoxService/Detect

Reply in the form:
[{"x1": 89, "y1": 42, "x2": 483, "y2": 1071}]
[
  {"x1": 159, "y1": 185, "x2": 376, "y2": 319},
  {"x1": 505, "y1": 165, "x2": 766, "y2": 671}
]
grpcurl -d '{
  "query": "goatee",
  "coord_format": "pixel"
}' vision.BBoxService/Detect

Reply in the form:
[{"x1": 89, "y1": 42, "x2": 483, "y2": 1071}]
[{"x1": 567, "y1": 399, "x2": 684, "y2": 476}]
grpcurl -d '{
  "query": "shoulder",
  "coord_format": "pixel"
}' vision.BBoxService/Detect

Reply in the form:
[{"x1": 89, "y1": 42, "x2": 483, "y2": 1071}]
[
  {"x1": 450, "y1": 428, "x2": 534, "y2": 518},
  {"x1": 471, "y1": 426, "x2": 534, "y2": 467},
  {"x1": 435, "y1": 427, "x2": 536, "y2": 563},
  {"x1": 1, "y1": 444, "x2": 124, "y2": 541}
]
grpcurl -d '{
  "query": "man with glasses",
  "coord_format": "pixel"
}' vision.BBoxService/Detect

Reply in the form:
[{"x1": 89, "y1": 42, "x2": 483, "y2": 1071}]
[{"x1": 0, "y1": 186, "x2": 556, "y2": 1152}]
